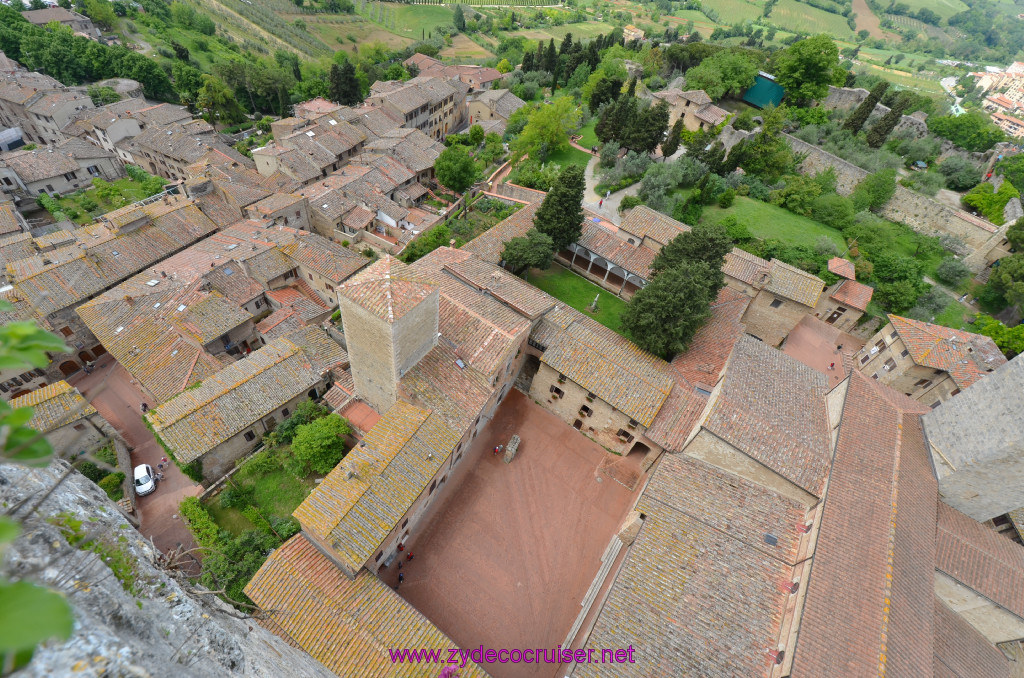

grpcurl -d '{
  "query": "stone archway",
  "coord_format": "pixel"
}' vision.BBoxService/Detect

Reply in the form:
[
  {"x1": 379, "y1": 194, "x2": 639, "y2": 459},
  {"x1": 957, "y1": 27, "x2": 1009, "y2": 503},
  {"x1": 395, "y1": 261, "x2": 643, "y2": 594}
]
[
  {"x1": 78, "y1": 350, "x2": 93, "y2": 363},
  {"x1": 59, "y1": 360, "x2": 80, "y2": 377}
]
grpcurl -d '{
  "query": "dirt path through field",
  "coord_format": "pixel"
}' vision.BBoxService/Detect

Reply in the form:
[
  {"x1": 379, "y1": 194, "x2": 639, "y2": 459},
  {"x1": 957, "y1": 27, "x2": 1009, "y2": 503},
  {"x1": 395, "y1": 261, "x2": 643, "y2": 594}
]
[{"x1": 852, "y1": 0, "x2": 900, "y2": 41}]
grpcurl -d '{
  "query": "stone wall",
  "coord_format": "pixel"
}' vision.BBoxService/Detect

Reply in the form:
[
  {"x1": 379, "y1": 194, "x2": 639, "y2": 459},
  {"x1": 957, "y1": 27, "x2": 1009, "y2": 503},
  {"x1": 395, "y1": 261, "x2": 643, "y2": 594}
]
[
  {"x1": 529, "y1": 362, "x2": 656, "y2": 456},
  {"x1": 822, "y1": 86, "x2": 870, "y2": 110},
  {"x1": 1, "y1": 462, "x2": 336, "y2": 678},
  {"x1": 741, "y1": 290, "x2": 812, "y2": 347},
  {"x1": 785, "y1": 133, "x2": 1004, "y2": 270}
]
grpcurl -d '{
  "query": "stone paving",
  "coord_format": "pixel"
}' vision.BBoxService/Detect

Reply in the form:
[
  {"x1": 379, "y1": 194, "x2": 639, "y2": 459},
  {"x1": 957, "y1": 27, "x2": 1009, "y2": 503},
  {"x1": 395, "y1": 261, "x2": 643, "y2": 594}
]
[
  {"x1": 70, "y1": 359, "x2": 201, "y2": 568},
  {"x1": 385, "y1": 389, "x2": 646, "y2": 678},
  {"x1": 782, "y1": 316, "x2": 866, "y2": 389}
]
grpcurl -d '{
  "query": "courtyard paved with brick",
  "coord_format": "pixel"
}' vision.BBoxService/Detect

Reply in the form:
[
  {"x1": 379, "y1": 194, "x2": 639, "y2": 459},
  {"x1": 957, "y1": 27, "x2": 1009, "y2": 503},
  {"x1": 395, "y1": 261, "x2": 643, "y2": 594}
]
[
  {"x1": 384, "y1": 389, "x2": 645, "y2": 678},
  {"x1": 70, "y1": 358, "x2": 201, "y2": 570},
  {"x1": 782, "y1": 316, "x2": 866, "y2": 388}
]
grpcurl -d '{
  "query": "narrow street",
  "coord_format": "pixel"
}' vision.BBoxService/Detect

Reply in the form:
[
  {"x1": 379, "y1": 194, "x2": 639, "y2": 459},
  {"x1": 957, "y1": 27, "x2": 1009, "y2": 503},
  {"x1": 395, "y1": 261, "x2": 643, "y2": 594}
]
[
  {"x1": 69, "y1": 358, "x2": 201, "y2": 565},
  {"x1": 582, "y1": 155, "x2": 642, "y2": 225}
]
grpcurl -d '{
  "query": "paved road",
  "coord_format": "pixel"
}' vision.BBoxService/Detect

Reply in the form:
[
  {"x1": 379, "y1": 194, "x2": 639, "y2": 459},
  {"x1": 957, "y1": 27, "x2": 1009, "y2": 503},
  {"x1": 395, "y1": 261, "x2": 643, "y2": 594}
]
[
  {"x1": 70, "y1": 360, "x2": 201, "y2": 566},
  {"x1": 582, "y1": 155, "x2": 642, "y2": 226}
]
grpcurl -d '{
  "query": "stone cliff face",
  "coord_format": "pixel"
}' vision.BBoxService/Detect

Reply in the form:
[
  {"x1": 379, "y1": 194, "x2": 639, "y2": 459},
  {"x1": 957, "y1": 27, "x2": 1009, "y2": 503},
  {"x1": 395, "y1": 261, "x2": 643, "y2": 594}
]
[{"x1": 0, "y1": 462, "x2": 334, "y2": 678}]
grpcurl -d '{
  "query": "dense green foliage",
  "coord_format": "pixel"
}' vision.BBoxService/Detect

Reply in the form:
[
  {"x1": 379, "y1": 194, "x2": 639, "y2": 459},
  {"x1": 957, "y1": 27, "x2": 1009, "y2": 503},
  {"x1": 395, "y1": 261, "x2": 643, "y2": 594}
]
[
  {"x1": 927, "y1": 113, "x2": 1005, "y2": 152},
  {"x1": 534, "y1": 164, "x2": 585, "y2": 251},
  {"x1": 962, "y1": 181, "x2": 1020, "y2": 225},
  {"x1": 291, "y1": 414, "x2": 351, "y2": 475},
  {"x1": 621, "y1": 261, "x2": 714, "y2": 359},
  {"x1": 502, "y1": 228, "x2": 555, "y2": 274}
]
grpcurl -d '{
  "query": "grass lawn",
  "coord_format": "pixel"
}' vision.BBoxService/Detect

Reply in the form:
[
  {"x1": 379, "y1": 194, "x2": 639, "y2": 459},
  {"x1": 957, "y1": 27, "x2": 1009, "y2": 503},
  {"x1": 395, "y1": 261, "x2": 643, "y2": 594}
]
[
  {"x1": 769, "y1": 0, "x2": 854, "y2": 38},
  {"x1": 577, "y1": 120, "x2": 599, "y2": 149},
  {"x1": 895, "y1": 0, "x2": 967, "y2": 20},
  {"x1": 527, "y1": 264, "x2": 629, "y2": 335},
  {"x1": 547, "y1": 144, "x2": 593, "y2": 170},
  {"x1": 701, "y1": 196, "x2": 847, "y2": 250},
  {"x1": 441, "y1": 34, "x2": 494, "y2": 59},
  {"x1": 204, "y1": 464, "x2": 316, "y2": 537},
  {"x1": 705, "y1": 0, "x2": 763, "y2": 22},
  {"x1": 934, "y1": 300, "x2": 970, "y2": 329},
  {"x1": 56, "y1": 177, "x2": 164, "y2": 224}
]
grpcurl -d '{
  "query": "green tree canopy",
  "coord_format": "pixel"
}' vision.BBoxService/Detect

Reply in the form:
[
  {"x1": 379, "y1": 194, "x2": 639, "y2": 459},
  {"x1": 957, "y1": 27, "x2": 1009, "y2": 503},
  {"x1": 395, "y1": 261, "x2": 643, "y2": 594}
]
[
  {"x1": 683, "y1": 50, "x2": 759, "y2": 100},
  {"x1": 852, "y1": 169, "x2": 897, "y2": 212},
  {"x1": 843, "y1": 81, "x2": 888, "y2": 133},
  {"x1": 621, "y1": 261, "x2": 715, "y2": 359},
  {"x1": 292, "y1": 414, "x2": 351, "y2": 475},
  {"x1": 972, "y1": 314, "x2": 1024, "y2": 358},
  {"x1": 988, "y1": 254, "x2": 1024, "y2": 310},
  {"x1": 927, "y1": 112, "x2": 1005, "y2": 152},
  {"x1": 996, "y1": 154, "x2": 1024, "y2": 194},
  {"x1": 533, "y1": 164, "x2": 585, "y2": 250},
  {"x1": 1007, "y1": 217, "x2": 1024, "y2": 251},
  {"x1": 196, "y1": 74, "x2": 246, "y2": 125},
  {"x1": 772, "y1": 34, "x2": 844, "y2": 104},
  {"x1": 435, "y1": 145, "x2": 480, "y2": 194},
  {"x1": 651, "y1": 221, "x2": 732, "y2": 296},
  {"x1": 501, "y1": 228, "x2": 555, "y2": 274},
  {"x1": 511, "y1": 98, "x2": 581, "y2": 162}
]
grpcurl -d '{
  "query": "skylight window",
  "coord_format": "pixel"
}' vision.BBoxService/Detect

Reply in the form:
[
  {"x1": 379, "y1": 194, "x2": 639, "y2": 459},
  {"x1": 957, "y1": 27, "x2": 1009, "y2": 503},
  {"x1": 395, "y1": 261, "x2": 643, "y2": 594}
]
[
  {"x1": 306, "y1": 131, "x2": 315, "y2": 137},
  {"x1": 177, "y1": 304, "x2": 186, "y2": 312},
  {"x1": 223, "y1": 267, "x2": 234, "y2": 276},
  {"x1": 153, "y1": 302, "x2": 161, "y2": 308},
  {"x1": 171, "y1": 349, "x2": 178, "y2": 356},
  {"x1": 146, "y1": 279, "x2": 159, "y2": 286},
  {"x1": 226, "y1": 243, "x2": 238, "y2": 251},
  {"x1": 328, "y1": 119, "x2": 337, "y2": 125},
  {"x1": 114, "y1": 326, "x2": 124, "y2": 334},
  {"x1": 112, "y1": 250, "x2": 120, "y2": 256}
]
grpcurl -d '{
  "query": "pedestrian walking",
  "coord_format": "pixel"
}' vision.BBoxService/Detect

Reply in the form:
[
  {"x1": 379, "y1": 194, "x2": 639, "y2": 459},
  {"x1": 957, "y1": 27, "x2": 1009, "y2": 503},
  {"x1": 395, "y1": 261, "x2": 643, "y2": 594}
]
[
  {"x1": 599, "y1": 199, "x2": 604, "y2": 208},
  {"x1": 605, "y1": 189, "x2": 611, "y2": 199},
  {"x1": 836, "y1": 344, "x2": 843, "y2": 351},
  {"x1": 157, "y1": 462, "x2": 164, "y2": 471},
  {"x1": 398, "y1": 572, "x2": 405, "y2": 584},
  {"x1": 828, "y1": 362, "x2": 835, "y2": 370},
  {"x1": 141, "y1": 403, "x2": 149, "y2": 413},
  {"x1": 398, "y1": 562, "x2": 403, "y2": 570},
  {"x1": 160, "y1": 456, "x2": 167, "y2": 464},
  {"x1": 407, "y1": 552, "x2": 414, "y2": 562},
  {"x1": 157, "y1": 472, "x2": 164, "y2": 481}
]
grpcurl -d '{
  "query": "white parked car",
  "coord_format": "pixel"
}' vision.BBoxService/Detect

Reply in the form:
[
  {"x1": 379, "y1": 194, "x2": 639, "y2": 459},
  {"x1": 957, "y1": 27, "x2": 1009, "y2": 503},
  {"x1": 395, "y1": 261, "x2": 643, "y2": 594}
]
[{"x1": 133, "y1": 464, "x2": 156, "y2": 496}]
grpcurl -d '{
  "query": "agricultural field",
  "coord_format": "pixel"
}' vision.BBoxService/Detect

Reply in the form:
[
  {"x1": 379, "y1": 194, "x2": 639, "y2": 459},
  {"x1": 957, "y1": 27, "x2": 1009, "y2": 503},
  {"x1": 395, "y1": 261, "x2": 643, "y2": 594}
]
[
  {"x1": 702, "y1": 0, "x2": 765, "y2": 23},
  {"x1": 510, "y1": 21, "x2": 618, "y2": 43},
  {"x1": 894, "y1": 0, "x2": 968, "y2": 21},
  {"x1": 769, "y1": 0, "x2": 855, "y2": 39},
  {"x1": 885, "y1": 13, "x2": 957, "y2": 45},
  {"x1": 440, "y1": 33, "x2": 495, "y2": 59},
  {"x1": 670, "y1": 9, "x2": 721, "y2": 37},
  {"x1": 853, "y1": 62, "x2": 945, "y2": 93}
]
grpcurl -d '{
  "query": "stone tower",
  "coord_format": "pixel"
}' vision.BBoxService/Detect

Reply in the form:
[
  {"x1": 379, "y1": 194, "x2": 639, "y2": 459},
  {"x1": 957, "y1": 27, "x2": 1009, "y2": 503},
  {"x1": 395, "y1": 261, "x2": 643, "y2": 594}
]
[
  {"x1": 923, "y1": 354, "x2": 1024, "y2": 521},
  {"x1": 336, "y1": 255, "x2": 439, "y2": 413}
]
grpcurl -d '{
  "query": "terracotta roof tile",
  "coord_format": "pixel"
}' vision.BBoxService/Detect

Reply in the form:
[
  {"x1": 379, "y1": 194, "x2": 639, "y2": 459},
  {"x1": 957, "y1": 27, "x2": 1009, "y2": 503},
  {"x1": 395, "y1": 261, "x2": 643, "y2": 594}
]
[
  {"x1": 293, "y1": 402, "x2": 461, "y2": 573},
  {"x1": 723, "y1": 247, "x2": 770, "y2": 286},
  {"x1": 765, "y1": 259, "x2": 824, "y2": 307},
  {"x1": 827, "y1": 256, "x2": 856, "y2": 279},
  {"x1": 541, "y1": 314, "x2": 672, "y2": 427},
  {"x1": 790, "y1": 372, "x2": 937, "y2": 677},
  {"x1": 439, "y1": 251, "x2": 554, "y2": 319},
  {"x1": 146, "y1": 335, "x2": 339, "y2": 461},
  {"x1": 829, "y1": 279, "x2": 873, "y2": 311},
  {"x1": 889, "y1": 315, "x2": 1007, "y2": 390},
  {"x1": 462, "y1": 202, "x2": 539, "y2": 263},
  {"x1": 243, "y1": 534, "x2": 489, "y2": 678},
  {"x1": 933, "y1": 596, "x2": 1011, "y2": 677},
  {"x1": 256, "y1": 308, "x2": 304, "y2": 340},
  {"x1": 704, "y1": 335, "x2": 831, "y2": 496},
  {"x1": 618, "y1": 205, "x2": 690, "y2": 246},
  {"x1": 577, "y1": 454, "x2": 805, "y2": 677},
  {"x1": 935, "y1": 500, "x2": 1024, "y2": 620},
  {"x1": 338, "y1": 255, "x2": 437, "y2": 323},
  {"x1": 11, "y1": 381, "x2": 96, "y2": 433}
]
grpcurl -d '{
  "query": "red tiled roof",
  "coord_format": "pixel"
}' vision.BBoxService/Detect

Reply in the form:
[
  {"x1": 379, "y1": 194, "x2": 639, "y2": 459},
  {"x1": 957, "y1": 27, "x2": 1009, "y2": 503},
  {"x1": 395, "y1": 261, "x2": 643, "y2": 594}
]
[
  {"x1": 830, "y1": 278, "x2": 874, "y2": 311},
  {"x1": 337, "y1": 255, "x2": 437, "y2": 323},
  {"x1": 935, "y1": 501, "x2": 1024, "y2": 620},
  {"x1": 791, "y1": 372, "x2": 937, "y2": 677},
  {"x1": 933, "y1": 596, "x2": 1011, "y2": 677},
  {"x1": 576, "y1": 454, "x2": 806, "y2": 677},
  {"x1": 889, "y1": 315, "x2": 1007, "y2": 390},
  {"x1": 243, "y1": 534, "x2": 489, "y2": 677},
  {"x1": 704, "y1": 335, "x2": 832, "y2": 496},
  {"x1": 723, "y1": 247, "x2": 770, "y2": 286},
  {"x1": 827, "y1": 256, "x2": 856, "y2": 279}
]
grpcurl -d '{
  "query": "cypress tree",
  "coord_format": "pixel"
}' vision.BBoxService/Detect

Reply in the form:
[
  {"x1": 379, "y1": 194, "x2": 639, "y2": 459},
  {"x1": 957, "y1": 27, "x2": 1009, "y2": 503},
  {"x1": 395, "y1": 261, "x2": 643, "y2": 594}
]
[
  {"x1": 844, "y1": 81, "x2": 889, "y2": 134},
  {"x1": 338, "y1": 60, "x2": 362, "y2": 105},
  {"x1": 535, "y1": 41, "x2": 545, "y2": 71},
  {"x1": 661, "y1": 117, "x2": 684, "y2": 158},
  {"x1": 544, "y1": 39, "x2": 557, "y2": 73},
  {"x1": 626, "y1": 77, "x2": 637, "y2": 97},
  {"x1": 559, "y1": 32, "x2": 573, "y2": 55},
  {"x1": 329, "y1": 64, "x2": 344, "y2": 104},
  {"x1": 866, "y1": 95, "x2": 909, "y2": 148},
  {"x1": 522, "y1": 50, "x2": 535, "y2": 73},
  {"x1": 453, "y1": 4, "x2": 466, "y2": 31},
  {"x1": 534, "y1": 164, "x2": 585, "y2": 251}
]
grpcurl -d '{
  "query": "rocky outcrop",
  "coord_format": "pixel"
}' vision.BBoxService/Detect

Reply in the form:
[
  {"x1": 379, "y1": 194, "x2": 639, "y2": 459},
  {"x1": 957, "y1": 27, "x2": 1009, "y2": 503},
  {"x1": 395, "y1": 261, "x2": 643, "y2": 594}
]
[{"x1": 0, "y1": 462, "x2": 334, "y2": 678}]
